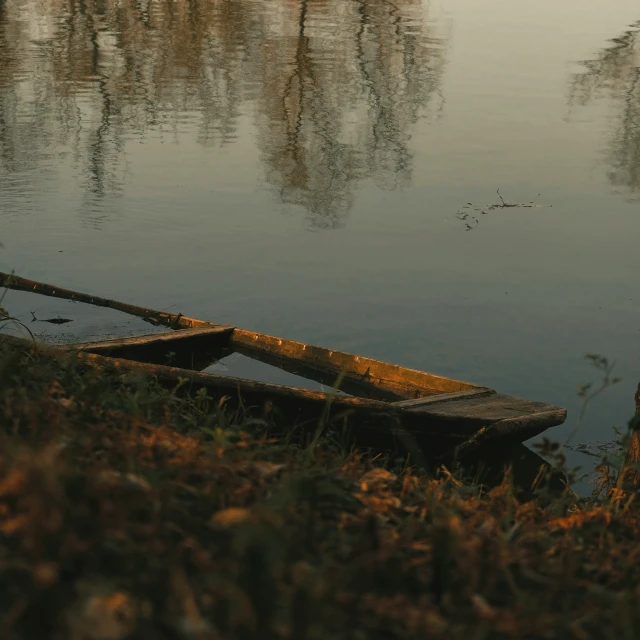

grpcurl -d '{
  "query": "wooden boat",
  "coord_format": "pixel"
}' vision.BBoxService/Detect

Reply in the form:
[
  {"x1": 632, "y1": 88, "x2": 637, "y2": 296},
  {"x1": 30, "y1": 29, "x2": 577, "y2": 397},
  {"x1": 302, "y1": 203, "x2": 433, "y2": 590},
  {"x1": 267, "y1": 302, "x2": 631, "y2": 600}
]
[{"x1": 0, "y1": 272, "x2": 567, "y2": 461}]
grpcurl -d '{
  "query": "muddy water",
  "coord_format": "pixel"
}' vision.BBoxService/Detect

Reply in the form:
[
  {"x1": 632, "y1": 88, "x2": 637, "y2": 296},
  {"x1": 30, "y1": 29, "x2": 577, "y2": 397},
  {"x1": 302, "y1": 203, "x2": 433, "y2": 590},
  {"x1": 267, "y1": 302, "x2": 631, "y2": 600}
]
[{"x1": 1, "y1": 0, "x2": 639, "y2": 463}]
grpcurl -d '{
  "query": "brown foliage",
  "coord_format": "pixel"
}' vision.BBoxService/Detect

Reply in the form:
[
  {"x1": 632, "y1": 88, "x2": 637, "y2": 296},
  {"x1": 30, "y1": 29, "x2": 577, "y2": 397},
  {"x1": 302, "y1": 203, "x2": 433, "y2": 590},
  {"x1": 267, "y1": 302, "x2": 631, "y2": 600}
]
[{"x1": 1, "y1": 346, "x2": 640, "y2": 639}]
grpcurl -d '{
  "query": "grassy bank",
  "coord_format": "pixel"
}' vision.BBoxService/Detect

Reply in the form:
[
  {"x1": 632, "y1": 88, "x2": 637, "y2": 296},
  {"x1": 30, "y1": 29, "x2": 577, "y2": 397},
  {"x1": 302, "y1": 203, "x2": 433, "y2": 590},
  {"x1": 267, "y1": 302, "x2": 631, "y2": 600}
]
[{"x1": 1, "y1": 342, "x2": 640, "y2": 639}]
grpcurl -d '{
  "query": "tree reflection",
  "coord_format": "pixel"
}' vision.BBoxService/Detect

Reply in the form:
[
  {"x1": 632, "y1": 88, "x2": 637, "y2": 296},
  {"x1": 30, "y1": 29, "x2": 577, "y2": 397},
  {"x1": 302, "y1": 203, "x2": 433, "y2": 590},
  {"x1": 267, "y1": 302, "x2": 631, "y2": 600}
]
[
  {"x1": 569, "y1": 21, "x2": 640, "y2": 197},
  {"x1": 0, "y1": 0, "x2": 446, "y2": 227},
  {"x1": 255, "y1": 0, "x2": 446, "y2": 227}
]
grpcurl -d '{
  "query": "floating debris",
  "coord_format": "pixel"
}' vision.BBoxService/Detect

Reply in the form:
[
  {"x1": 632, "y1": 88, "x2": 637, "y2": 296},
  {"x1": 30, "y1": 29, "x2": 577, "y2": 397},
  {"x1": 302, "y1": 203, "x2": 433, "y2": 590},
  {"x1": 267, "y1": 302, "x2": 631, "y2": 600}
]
[
  {"x1": 31, "y1": 312, "x2": 73, "y2": 324},
  {"x1": 456, "y1": 189, "x2": 549, "y2": 230}
]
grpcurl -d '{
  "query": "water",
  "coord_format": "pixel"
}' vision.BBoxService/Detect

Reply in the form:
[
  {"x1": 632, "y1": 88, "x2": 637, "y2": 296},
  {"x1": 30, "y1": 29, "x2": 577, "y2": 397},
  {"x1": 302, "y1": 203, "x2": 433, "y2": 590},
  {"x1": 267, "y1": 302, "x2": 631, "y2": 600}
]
[{"x1": 1, "y1": 0, "x2": 639, "y2": 465}]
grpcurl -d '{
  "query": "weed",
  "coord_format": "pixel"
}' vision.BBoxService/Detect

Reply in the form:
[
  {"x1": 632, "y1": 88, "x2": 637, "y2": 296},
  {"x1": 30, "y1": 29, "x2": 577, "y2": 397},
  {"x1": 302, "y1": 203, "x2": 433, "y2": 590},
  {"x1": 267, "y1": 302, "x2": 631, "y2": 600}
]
[{"x1": 0, "y1": 342, "x2": 640, "y2": 638}]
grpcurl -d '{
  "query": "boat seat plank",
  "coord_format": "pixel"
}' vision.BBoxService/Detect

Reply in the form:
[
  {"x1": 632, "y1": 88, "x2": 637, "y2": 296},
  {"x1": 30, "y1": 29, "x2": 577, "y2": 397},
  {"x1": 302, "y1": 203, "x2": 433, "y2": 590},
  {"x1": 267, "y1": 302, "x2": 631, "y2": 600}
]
[
  {"x1": 75, "y1": 327, "x2": 234, "y2": 352},
  {"x1": 73, "y1": 327, "x2": 234, "y2": 369},
  {"x1": 409, "y1": 393, "x2": 563, "y2": 422},
  {"x1": 392, "y1": 388, "x2": 495, "y2": 408}
]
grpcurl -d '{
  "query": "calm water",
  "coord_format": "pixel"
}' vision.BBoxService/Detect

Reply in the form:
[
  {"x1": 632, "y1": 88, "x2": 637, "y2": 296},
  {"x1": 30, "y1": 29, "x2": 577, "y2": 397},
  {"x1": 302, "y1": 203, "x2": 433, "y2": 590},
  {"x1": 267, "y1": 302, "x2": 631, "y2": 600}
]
[{"x1": 1, "y1": 0, "x2": 640, "y2": 463}]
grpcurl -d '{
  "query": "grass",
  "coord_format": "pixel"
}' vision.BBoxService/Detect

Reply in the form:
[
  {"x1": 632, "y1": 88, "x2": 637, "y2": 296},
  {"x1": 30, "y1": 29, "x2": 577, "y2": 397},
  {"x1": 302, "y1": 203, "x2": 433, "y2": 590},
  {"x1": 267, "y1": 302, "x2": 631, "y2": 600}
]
[{"x1": 1, "y1": 342, "x2": 640, "y2": 639}]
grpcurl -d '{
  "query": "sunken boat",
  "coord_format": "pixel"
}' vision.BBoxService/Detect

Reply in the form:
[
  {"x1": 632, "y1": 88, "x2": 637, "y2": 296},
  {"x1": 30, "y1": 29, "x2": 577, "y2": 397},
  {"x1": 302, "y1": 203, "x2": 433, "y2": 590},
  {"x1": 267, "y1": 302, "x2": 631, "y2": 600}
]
[{"x1": 0, "y1": 272, "x2": 567, "y2": 461}]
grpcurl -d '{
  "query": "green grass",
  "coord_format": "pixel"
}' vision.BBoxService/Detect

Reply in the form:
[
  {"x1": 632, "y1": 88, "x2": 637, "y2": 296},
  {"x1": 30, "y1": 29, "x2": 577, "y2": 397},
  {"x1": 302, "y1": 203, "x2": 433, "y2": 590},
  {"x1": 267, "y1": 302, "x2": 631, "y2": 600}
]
[{"x1": 1, "y1": 342, "x2": 640, "y2": 640}]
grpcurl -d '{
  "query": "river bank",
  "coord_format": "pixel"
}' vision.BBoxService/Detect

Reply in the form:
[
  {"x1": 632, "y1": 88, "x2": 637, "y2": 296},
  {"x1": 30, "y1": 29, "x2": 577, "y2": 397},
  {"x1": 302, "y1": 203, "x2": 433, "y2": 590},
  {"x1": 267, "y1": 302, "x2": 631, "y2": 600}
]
[{"x1": 1, "y1": 340, "x2": 640, "y2": 639}]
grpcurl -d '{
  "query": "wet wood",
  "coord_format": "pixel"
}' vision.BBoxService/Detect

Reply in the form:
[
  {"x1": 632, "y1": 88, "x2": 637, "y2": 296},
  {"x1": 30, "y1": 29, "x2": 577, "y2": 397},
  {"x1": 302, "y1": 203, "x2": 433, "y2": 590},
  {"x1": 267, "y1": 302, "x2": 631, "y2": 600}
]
[
  {"x1": 231, "y1": 344, "x2": 432, "y2": 402},
  {"x1": 75, "y1": 327, "x2": 234, "y2": 353},
  {"x1": 74, "y1": 327, "x2": 234, "y2": 370},
  {"x1": 408, "y1": 393, "x2": 563, "y2": 423},
  {"x1": 230, "y1": 328, "x2": 479, "y2": 400},
  {"x1": 482, "y1": 410, "x2": 569, "y2": 443},
  {"x1": 407, "y1": 394, "x2": 568, "y2": 452},
  {"x1": 392, "y1": 388, "x2": 495, "y2": 408}
]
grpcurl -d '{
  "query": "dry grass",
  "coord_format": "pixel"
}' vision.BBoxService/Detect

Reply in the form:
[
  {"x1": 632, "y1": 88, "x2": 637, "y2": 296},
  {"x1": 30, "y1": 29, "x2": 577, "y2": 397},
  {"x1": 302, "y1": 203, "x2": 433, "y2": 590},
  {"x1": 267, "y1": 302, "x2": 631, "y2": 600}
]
[{"x1": 1, "y1": 343, "x2": 640, "y2": 639}]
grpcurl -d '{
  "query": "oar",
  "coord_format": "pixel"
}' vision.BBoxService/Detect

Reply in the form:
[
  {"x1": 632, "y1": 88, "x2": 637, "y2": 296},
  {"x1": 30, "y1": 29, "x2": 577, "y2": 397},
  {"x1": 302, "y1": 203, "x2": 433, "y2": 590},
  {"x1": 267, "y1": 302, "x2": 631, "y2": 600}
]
[{"x1": 0, "y1": 271, "x2": 213, "y2": 330}]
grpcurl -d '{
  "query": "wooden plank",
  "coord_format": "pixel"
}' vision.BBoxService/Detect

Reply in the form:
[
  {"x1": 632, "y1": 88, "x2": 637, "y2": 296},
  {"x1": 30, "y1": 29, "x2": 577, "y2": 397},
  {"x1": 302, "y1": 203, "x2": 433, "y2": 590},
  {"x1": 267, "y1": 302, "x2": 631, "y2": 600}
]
[
  {"x1": 73, "y1": 327, "x2": 234, "y2": 370},
  {"x1": 488, "y1": 410, "x2": 569, "y2": 441},
  {"x1": 231, "y1": 344, "x2": 432, "y2": 402},
  {"x1": 392, "y1": 388, "x2": 495, "y2": 408},
  {"x1": 75, "y1": 327, "x2": 234, "y2": 354},
  {"x1": 230, "y1": 328, "x2": 480, "y2": 400},
  {"x1": 408, "y1": 393, "x2": 567, "y2": 424}
]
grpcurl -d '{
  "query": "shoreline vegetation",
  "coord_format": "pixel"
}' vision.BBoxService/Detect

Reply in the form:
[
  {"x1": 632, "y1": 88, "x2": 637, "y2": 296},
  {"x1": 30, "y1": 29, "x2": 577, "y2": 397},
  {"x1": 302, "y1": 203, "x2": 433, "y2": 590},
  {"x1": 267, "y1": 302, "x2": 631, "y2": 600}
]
[{"x1": 2, "y1": 339, "x2": 640, "y2": 639}]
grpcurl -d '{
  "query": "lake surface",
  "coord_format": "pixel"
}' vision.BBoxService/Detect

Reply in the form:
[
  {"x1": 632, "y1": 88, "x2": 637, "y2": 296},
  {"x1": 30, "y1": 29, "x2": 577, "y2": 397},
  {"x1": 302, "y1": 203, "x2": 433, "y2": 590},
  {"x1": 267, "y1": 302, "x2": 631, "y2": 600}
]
[{"x1": 1, "y1": 0, "x2": 639, "y2": 466}]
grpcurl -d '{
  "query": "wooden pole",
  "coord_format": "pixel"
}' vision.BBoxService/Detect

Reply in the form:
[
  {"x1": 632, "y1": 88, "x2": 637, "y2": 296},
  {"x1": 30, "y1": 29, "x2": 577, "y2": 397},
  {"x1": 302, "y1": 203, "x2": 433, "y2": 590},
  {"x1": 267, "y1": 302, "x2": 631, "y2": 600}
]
[{"x1": 0, "y1": 271, "x2": 212, "y2": 330}]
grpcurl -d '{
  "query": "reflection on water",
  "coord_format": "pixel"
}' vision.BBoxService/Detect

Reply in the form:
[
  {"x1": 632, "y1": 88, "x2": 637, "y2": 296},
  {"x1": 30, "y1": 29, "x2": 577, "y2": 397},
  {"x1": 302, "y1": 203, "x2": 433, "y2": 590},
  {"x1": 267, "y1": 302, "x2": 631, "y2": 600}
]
[
  {"x1": 0, "y1": 0, "x2": 446, "y2": 227},
  {"x1": 256, "y1": 0, "x2": 445, "y2": 227},
  {"x1": 569, "y1": 20, "x2": 640, "y2": 197}
]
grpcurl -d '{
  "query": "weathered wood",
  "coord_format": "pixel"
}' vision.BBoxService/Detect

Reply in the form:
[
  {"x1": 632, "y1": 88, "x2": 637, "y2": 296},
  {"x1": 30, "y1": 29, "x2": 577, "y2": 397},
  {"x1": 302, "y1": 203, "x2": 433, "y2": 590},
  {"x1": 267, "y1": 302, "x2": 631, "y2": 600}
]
[
  {"x1": 407, "y1": 395, "x2": 567, "y2": 449},
  {"x1": 482, "y1": 410, "x2": 569, "y2": 443},
  {"x1": 408, "y1": 393, "x2": 563, "y2": 423},
  {"x1": 75, "y1": 327, "x2": 234, "y2": 353},
  {"x1": 0, "y1": 334, "x2": 567, "y2": 460},
  {"x1": 231, "y1": 344, "x2": 422, "y2": 402},
  {"x1": 392, "y1": 388, "x2": 495, "y2": 408},
  {"x1": 74, "y1": 327, "x2": 234, "y2": 369},
  {"x1": 230, "y1": 328, "x2": 479, "y2": 400},
  {"x1": 0, "y1": 271, "x2": 212, "y2": 330}
]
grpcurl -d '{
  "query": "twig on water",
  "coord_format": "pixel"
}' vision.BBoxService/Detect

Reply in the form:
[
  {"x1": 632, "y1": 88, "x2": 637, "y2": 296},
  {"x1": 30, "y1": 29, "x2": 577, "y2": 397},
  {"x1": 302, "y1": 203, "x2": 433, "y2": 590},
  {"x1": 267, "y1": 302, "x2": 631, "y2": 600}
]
[{"x1": 456, "y1": 189, "x2": 549, "y2": 230}]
